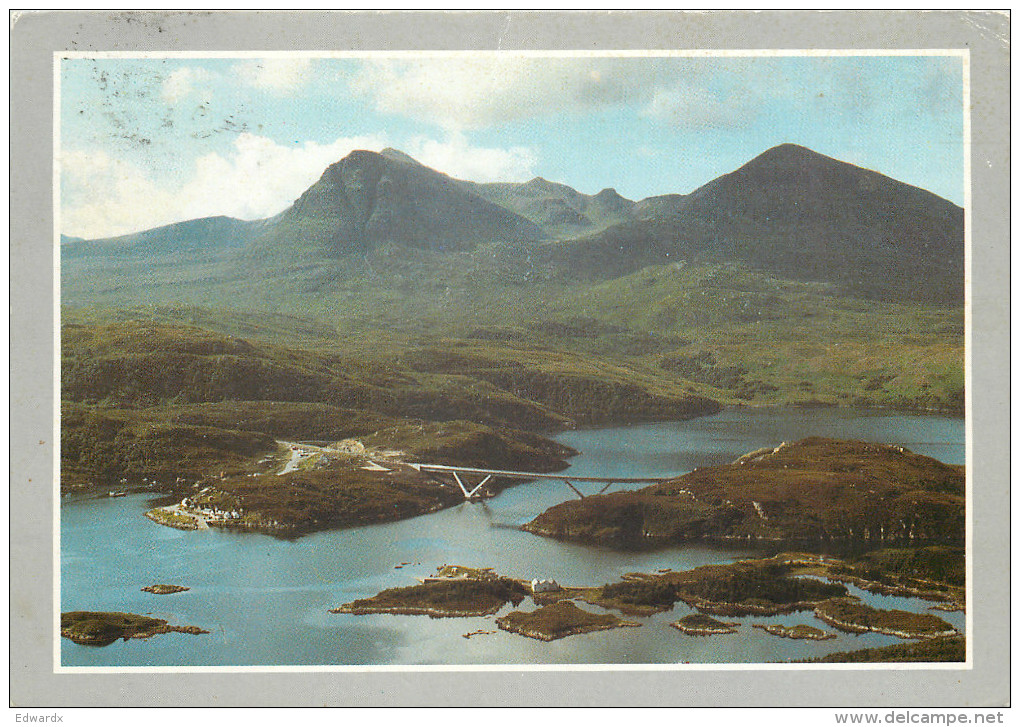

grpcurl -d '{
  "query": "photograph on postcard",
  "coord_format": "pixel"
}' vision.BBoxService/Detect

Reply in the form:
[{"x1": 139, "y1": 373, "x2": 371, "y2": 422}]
[{"x1": 56, "y1": 51, "x2": 968, "y2": 669}]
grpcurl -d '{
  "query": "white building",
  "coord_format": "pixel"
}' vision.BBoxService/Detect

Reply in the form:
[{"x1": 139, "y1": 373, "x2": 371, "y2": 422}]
[{"x1": 531, "y1": 578, "x2": 560, "y2": 593}]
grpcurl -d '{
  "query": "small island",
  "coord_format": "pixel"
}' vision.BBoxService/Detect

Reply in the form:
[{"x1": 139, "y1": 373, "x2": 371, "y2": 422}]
[
  {"x1": 141, "y1": 584, "x2": 190, "y2": 595},
  {"x1": 814, "y1": 598, "x2": 958, "y2": 640},
  {"x1": 331, "y1": 572, "x2": 528, "y2": 618},
  {"x1": 61, "y1": 611, "x2": 208, "y2": 647},
  {"x1": 752, "y1": 623, "x2": 835, "y2": 641},
  {"x1": 496, "y1": 601, "x2": 639, "y2": 642},
  {"x1": 671, "y1": 614, "x2": 739, "y2": 635}
]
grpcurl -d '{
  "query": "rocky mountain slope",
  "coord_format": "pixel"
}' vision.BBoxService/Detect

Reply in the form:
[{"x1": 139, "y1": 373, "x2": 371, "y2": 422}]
[{"x1": 538, "y1": 144, "x2": 964, "y2": 302}]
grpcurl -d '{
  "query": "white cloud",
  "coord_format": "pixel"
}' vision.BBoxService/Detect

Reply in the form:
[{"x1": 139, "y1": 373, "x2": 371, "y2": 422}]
[
  {"x1": 405, "y1": 133, "x2": 537, "y2": 182},
  {"x1": 160, "y1": 67, "x2": 212, "y2": 104},
  {"x1": 349, "y1": 57, "x2": 666, "y2": 130},
  {"x1": 61, "y1": 132, "x2": 387, "y2": 238},
  {"x1": 60, "y1": 132, "x2": 541, "y2": 239},
  {"x1": 236, "y1": 58, "x2": 314, "y2": 94}
]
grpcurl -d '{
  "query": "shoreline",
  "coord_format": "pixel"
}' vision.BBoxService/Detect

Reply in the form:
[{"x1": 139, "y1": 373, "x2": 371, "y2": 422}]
[{"x1": 329, "y1": 604, "x2": 504, "y2": 619}]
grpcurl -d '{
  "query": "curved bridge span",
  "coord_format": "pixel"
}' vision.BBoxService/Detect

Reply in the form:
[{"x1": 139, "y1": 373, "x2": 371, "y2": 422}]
[{"x1": 408, "y1": 462, "x2": 671, "y2": 501}]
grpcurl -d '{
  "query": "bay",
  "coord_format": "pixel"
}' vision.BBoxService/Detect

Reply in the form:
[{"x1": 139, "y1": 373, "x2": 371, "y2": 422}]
[{"x1": 60, "y1": 408, "x2": 964, "y2": 666}]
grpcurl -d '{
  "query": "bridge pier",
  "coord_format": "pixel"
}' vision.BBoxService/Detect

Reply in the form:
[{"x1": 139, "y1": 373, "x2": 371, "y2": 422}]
[
  {"x1": 561, "y1": 479, "x2": 585, "y2": 499},
  {"x1": 451, "y1": 471, "x2": 494, "y2": 500}
]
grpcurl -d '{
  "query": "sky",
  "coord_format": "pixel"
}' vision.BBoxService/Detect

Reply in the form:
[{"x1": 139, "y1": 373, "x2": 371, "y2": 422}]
[{"x1": 59, "y1": 53, "x2": 965, "y2": 239}]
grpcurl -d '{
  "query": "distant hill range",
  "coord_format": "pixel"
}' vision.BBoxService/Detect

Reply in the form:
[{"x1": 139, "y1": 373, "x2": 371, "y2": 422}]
[{"x1": 61, "y1": 143, "x2": 964, "y2": 307}]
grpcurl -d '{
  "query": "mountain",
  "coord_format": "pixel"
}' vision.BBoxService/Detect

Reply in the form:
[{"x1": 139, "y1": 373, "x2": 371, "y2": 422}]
[
  {"x1": 464, "y1": 177, "x2": 635, "y2": 238},
  {"x1": 248, "y1": 148, "x2": 544, "y2": 262},
  {"x1": 61, "y1": 149, "x2": 548, "y2": 306},
  {"x1": 61, "y1": 143, "x2": 964, "y2": 307},
  {"x1": 541, "y1": 144, "x2": 964, "y2": 302}
]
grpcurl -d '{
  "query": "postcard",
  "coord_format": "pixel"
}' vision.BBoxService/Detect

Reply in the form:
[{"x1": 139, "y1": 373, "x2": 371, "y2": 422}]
[{"x1": 10, "y1": 10, "x2": 1010, "y2": 708}]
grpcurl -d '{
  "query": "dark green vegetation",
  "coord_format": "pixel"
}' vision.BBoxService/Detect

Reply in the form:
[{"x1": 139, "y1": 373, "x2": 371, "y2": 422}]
[
  {"x1": 671, "y1": 613, "x2": 739, "y2": 635},
  {"x1": 837, "y1": 546, "x2": 966, "y2": 587},
  {"x1": 61, "y1": 402, "x2": 276, "y2": 491},
  {"x1": 60, "y1": 611, "x2": 208, "y2": 646},
  {"x1": 330, "y1": 577, "x2": 529, "y2": 618},
  {"x1": 206, "y1": 462, "x2": 467, "y2": 536},
  {"x1": 802, "y1": 636, "x2": 965, "y2": 663},
  {"x1": 814, "y1": 598, "x2": 958, "y2": 639},
  {"x1": 664, "y1": 561, "x2": 848, "y2": 615},
  {"x1": 525, "y1": 437, "x2": 965, "y2": 549},
  {"x1": 495, "y1": 601, "x2": 640, "y2": 641},
  {"x1": 535, "y1": 551, "x2": 962, "y2": 623},
  {"x1": 603, "y1": 560, "x2": 848, "y2": 617},
  {"x1": 559, "y1": 558, "x2": 848, "y2": 617}
]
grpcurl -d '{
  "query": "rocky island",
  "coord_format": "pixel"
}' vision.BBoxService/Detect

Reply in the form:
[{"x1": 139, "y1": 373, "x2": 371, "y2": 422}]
[
  {"x1": 752, "y1": 623, "x2": 835, "y2": 641},
  {"x1": 331, "y1": 568, "x2": 529, "y2": 618},
  {"x1": 330, "y1": 550, "x2": 963, "y2": 660},
  {"x1": 672, "y1": 614, "x2": 739, "y2": 635},
  {"x1": 141, "y1": 584, "x2": 189, "y2": 595},
  {"x1": 813, "y1": 598, "x2": 958, "y2": 640},
  {"x1": 496, "y1": 601, "x2": 640, "y2": 641},
  {"x1": 61, "y1": 611, "x2": 208, "y2": 646}
]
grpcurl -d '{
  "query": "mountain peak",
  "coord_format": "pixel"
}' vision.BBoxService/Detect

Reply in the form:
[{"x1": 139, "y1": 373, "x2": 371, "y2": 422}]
[
  {"x1": 760, "y1": 142, "x2": 816, "y2": 157},
  {"x1": 380, "y1": 148, "x2": 422, "y2": 166},
  {"x1": 273, "y1": 145, "x2": 544, "y2": 255},
  {"x1": 522, "y1": 177, "x2": 560, "y2": 191},
  {"x1": 742, "y1": 143, "x2": 841, "y2": 172}
]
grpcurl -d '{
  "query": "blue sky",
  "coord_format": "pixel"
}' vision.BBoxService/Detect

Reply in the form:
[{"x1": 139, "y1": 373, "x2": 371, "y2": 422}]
[{"x1": 60, "y1": 54, "x2": 965, "y2": 239}]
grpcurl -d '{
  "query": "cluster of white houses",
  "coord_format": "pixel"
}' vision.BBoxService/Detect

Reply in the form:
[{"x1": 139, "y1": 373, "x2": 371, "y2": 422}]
[{"x1": 179, "y1": 496, "x2": 242, "y2": 522}]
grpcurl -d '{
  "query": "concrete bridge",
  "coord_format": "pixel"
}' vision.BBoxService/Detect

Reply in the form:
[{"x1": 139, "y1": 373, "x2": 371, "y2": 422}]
[{"x1": 408, "y1": 462, "x2": 670, "y2": 501}]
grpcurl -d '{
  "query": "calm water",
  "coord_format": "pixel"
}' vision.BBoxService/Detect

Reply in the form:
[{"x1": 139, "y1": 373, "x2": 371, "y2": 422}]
[{"x1": 61, "y1": 408, "x2": 965, "y2": 667}]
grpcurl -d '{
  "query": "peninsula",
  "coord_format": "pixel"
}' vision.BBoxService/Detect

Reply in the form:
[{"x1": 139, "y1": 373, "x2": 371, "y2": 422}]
[{"x1": 525, "y1": 437, "x2": 964, "y2": 550}]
